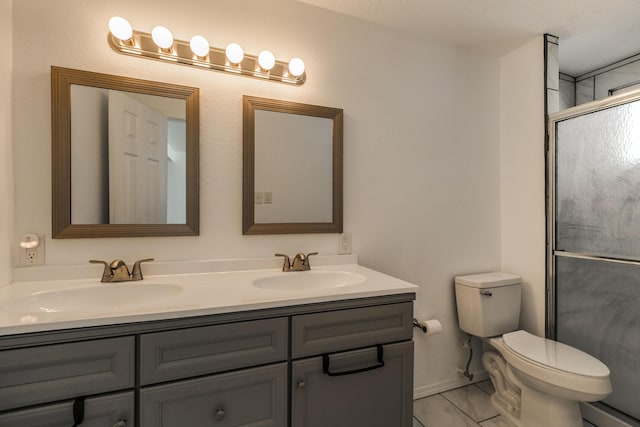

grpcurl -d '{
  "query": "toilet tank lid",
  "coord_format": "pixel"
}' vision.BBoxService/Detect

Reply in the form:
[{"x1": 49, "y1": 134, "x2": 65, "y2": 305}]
[{"x1": 455, "y1": 272, "x2": 521, "y2": 288}]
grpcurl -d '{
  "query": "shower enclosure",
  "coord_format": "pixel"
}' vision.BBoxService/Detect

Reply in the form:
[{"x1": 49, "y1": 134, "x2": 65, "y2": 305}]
[{"x1": 548, "y1": 90, "x2": 640, "y2": 424}]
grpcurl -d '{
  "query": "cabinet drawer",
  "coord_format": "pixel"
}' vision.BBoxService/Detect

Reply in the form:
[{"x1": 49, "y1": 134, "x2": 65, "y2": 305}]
[
  {"x1": 0, "y1": 391, "x2": 134, "y2": 427},
  {"x1": 292, "y1": 341, "x2": 414, "y2": 427},
  {"x1": 140, "y1": 362, "x2": 287, "y2": 427},
  {"x1": 139, "y1": 317, "x2": 287, "y2": 385},
  {"x1": 0, "y1": 336, "x2": 134, "y2": 411},
  {"x1": 292, "y1": 302, "x2": 413, "y2": 358}
]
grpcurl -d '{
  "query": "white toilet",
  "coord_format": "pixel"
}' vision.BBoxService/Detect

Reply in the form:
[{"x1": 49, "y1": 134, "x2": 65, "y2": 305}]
[{"x1": 454, "y1": 272, "x2": 612, "y2": 427}]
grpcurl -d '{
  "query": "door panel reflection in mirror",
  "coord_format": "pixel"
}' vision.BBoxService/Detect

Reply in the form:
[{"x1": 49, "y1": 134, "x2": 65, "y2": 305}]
[
  {"x1": 254, "y1": 110, "x2": 333, "y2": 223},
  {"x1": 70, "y1": 86, "x2": 185, "y2": 224},
  {"x1": 243, "y1": 96, "x2": 343, "y2": 234},
  {"x1": 52, "y1": 66, "x2": 199, "y2": 238}
]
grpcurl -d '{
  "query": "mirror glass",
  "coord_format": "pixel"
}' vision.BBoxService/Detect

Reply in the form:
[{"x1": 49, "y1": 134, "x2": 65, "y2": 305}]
[
  {"x1": 52, "y1": 66, "x2": 199, "y2": 238},
  {"x1": 243, "y1": 96, "x2": 343, "y2": 234}
]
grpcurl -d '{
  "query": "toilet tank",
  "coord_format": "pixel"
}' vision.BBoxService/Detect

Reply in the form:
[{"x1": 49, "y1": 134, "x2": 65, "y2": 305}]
[{"x1": 454, "y1": 272, "x2": 522, "y2": 338}]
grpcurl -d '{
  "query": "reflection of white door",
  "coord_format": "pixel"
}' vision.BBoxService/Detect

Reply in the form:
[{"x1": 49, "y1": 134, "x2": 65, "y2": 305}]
[{"x1": 108, "y1": 90, "x2": 168, "y2": 224}]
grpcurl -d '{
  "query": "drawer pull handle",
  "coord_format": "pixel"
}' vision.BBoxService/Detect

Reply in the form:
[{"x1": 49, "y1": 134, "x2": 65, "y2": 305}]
[
  {"x1": 322, "y1": 344, "x2": 385, "y2": 377},
  {"x1": 71, "y1": 397, "x2": 85, "y2": 427},
  {"x1": 215, "y1": 408, "x2": 226, "y2": 421},
  {"x1": 297, "y1": 379, "x2": 306, "y2": 390},
  {"x1": 113, "y1": 420, "x2": 127, "y2": 427},
  {"x1": 480, "y1": 290, "x2": 492, "y2": 297}
]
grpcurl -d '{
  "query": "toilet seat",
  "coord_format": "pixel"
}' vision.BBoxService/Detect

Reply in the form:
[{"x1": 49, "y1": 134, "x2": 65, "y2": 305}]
[
  {"x1": 502, "y1": 330, "x2": 609, "y2": 377},
  {"x1": 490, "y1": 330, "x2": 612, "y2": 401}
]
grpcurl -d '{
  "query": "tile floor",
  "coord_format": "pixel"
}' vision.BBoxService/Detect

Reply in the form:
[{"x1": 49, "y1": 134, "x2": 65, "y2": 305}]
[{"x1": 412, "y1": 380, "x2": 597, "y2": 427}]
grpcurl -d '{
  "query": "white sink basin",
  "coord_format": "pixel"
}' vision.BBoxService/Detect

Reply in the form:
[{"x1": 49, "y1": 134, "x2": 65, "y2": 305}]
[
  {"x1": 253, "y1": 271, "x2": 366, "y2": 291},
  {"x1": 2, "y1": 283, "x2": 182, "y2": 313}
]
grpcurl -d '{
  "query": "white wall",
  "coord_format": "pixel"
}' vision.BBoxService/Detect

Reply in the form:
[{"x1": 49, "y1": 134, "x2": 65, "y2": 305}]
[
  {"x1": 499, "y1": 36, "x2": 547, "y2": 335},
  {"x1": 352, "y1": 47, "x2": 502, "y2": 395},
  {"x1": 0, "y1": 0, "x2": 13, "y2": 286},
  {"x1": 11, "y1": 0, "x2": 502, "y2": 392}
]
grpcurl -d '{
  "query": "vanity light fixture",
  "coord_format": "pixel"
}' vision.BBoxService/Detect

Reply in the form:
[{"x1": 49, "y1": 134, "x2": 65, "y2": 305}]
[
  {"x1": 189, "y1": 35, "x2": 210, "y2": 58},
  {"x1": 107, "y1": 17, "x2": 306, "y2": 85},
  {"x1": 151, "y1": 25, "x2": 174, "y2": 51},
  {"x1": 258, "y1": 50, "x2": 276, "y2": 71},
  {"x1": 225, "y1": 43, "x2": 244, "y2": 65},
  {"x1": 288, "y1": 57, "x2": 306, "y2": 77},
  {"x1": 108, "y1": 16, "x2": 133, "y2": 44}
]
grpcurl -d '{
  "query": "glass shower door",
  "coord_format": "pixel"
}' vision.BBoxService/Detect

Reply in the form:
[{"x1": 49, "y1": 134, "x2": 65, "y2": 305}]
[{"x1": 550, "y1": 93, "x2": 640, "y2": 422}]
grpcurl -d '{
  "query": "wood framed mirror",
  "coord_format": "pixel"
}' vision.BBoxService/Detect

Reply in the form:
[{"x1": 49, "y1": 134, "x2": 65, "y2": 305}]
[
  {"x1": 51, "y1": 66, "x2": 199, "y2": 238},
  {"x1": 243, "y1": 95, "x2": 343, "y2": 234}
]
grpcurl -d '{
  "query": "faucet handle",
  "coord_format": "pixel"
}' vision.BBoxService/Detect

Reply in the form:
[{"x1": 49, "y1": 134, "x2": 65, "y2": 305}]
[
  {"x1": 304, "y1": 252, "x2": 319, "y2": 270},
  {"x1": 110, "y1": 259, "x2": 127, "y2": 269},
  {"x1": 275, "y1": 253, "x2": 291, "y2": 272},
  {"x1": 89, "y1": 260, "x2": 111, "y2": 282},
  {"x1": 131, "y1": 258, "x2": 154, "y2": 280}
]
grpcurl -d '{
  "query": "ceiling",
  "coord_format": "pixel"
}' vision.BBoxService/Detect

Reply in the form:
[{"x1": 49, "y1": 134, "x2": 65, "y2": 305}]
[{"x1": 298, "y1": 0, "x2": 640, "y2": 76}]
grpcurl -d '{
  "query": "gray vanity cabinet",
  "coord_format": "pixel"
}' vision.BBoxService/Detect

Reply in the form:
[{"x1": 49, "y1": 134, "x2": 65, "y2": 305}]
[
  {"x1": 290, "y1": 302, "x2": 414, "y2": 427},
  {"x1": 0, "y1": 294, "x2": 415, "y2": 427},
  {"x1": 291, "y1": 341, "x2": 414, "y2": 427}
]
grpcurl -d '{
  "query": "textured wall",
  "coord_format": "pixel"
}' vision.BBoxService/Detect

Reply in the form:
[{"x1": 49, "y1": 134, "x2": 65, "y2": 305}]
[
  {"x1": 499, "y1": 36, "x2": 546, "y2": 336},
  {"x1": 0, "y1": 0, "x2": 13, "y2": 286},
  {"x1": 11, "y1": 0, "x2": 502, "y2": 393}
]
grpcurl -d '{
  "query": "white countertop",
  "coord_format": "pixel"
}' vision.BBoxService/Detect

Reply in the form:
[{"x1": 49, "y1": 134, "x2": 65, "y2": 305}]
[{"x1": 0, "y1": 256, "x2": 418, "y2": 336}]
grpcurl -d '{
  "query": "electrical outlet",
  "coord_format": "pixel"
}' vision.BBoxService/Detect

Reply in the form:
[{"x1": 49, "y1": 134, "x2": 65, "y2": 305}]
[
  {"x1": 338, "y1": 232, "x2": 352, "y2": 255},
  {"x1": 264, "y1": 191, "x2": 272, "y2": 204},
  {"x1": 20, "y1": 234, "x2": 45, "y2": 266},
  {"x1": 254, "y1": 192, "x2": 263, "y2": 204}
]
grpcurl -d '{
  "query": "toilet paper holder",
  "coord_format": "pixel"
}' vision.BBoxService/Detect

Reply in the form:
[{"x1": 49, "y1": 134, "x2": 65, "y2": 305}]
[
  {"x1": 413, "y1": 318, "x2": 442, "y2": 335},
  {"x1": 413, "y1": 318, "x2": 428, "y2": 333}
]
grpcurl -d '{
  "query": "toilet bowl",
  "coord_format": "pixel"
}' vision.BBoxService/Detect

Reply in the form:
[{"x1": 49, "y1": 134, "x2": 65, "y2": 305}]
[
  {"x1": 454, "y1": 272, "x2": 612, "y2": 427},
  {"x1": 484, "y1": 330, "x2": 611, "y2": 427}
]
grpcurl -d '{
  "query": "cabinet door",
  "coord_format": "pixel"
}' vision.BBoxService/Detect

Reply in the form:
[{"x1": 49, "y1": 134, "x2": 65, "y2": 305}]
[
  {"x1": 0, "y1": 391, "x2": 134, "y2": 427},
  {"x1": 140, "y1": 363, "x2": 287, "y2": 427},
  {"x1": 292, "y1": 341, "x2": 413, "y2": 427}
]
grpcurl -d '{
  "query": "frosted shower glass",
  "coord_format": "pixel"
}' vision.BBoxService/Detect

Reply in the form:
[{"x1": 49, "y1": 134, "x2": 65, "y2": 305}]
[
  {"x1": 556, "y1": 256, "x2": 640, "y2": 420},
  {"x1": 556, "y1": 100, "x2": 640, "y2": 260}
]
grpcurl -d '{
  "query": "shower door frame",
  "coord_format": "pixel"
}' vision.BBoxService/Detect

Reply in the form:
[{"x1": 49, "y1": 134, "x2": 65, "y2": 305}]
[{"x1": 547, "y1": 88, "x2": 640, "y2": 426}]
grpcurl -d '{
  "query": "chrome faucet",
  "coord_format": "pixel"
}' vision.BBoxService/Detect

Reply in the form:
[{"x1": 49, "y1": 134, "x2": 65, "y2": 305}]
[
  {"x1": 275, "y1": 252, "x2": 318, "y2": 272},
  {"x1": 90, "y1": 258, "x2": 154, "y2": 282}
]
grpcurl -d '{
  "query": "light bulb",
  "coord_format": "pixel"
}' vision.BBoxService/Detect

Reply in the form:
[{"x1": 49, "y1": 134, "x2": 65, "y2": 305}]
[
  {"x1": 108, "y1": 16, "x2": 133, "y2": 41},
  {"x1": 225, "y1": 43, "x2": 244, "y2": 64},
  {"x1": 190, "y1": 35, "x2": 210, "y2": 58},
  {"x1": 151, "y1": 25, "x2": 173, "y2": 50},
  {"x1": 288, "y1": 57, "x2": 305, "y2": 77},
  {"x1": 258, "y1": 50, "x2": 275, "y2": 71}
]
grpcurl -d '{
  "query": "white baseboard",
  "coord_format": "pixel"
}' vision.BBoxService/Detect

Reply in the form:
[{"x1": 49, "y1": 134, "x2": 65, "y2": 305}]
[{"x1": 413, "y1": 370, "x2": 490, "y2": 400}]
